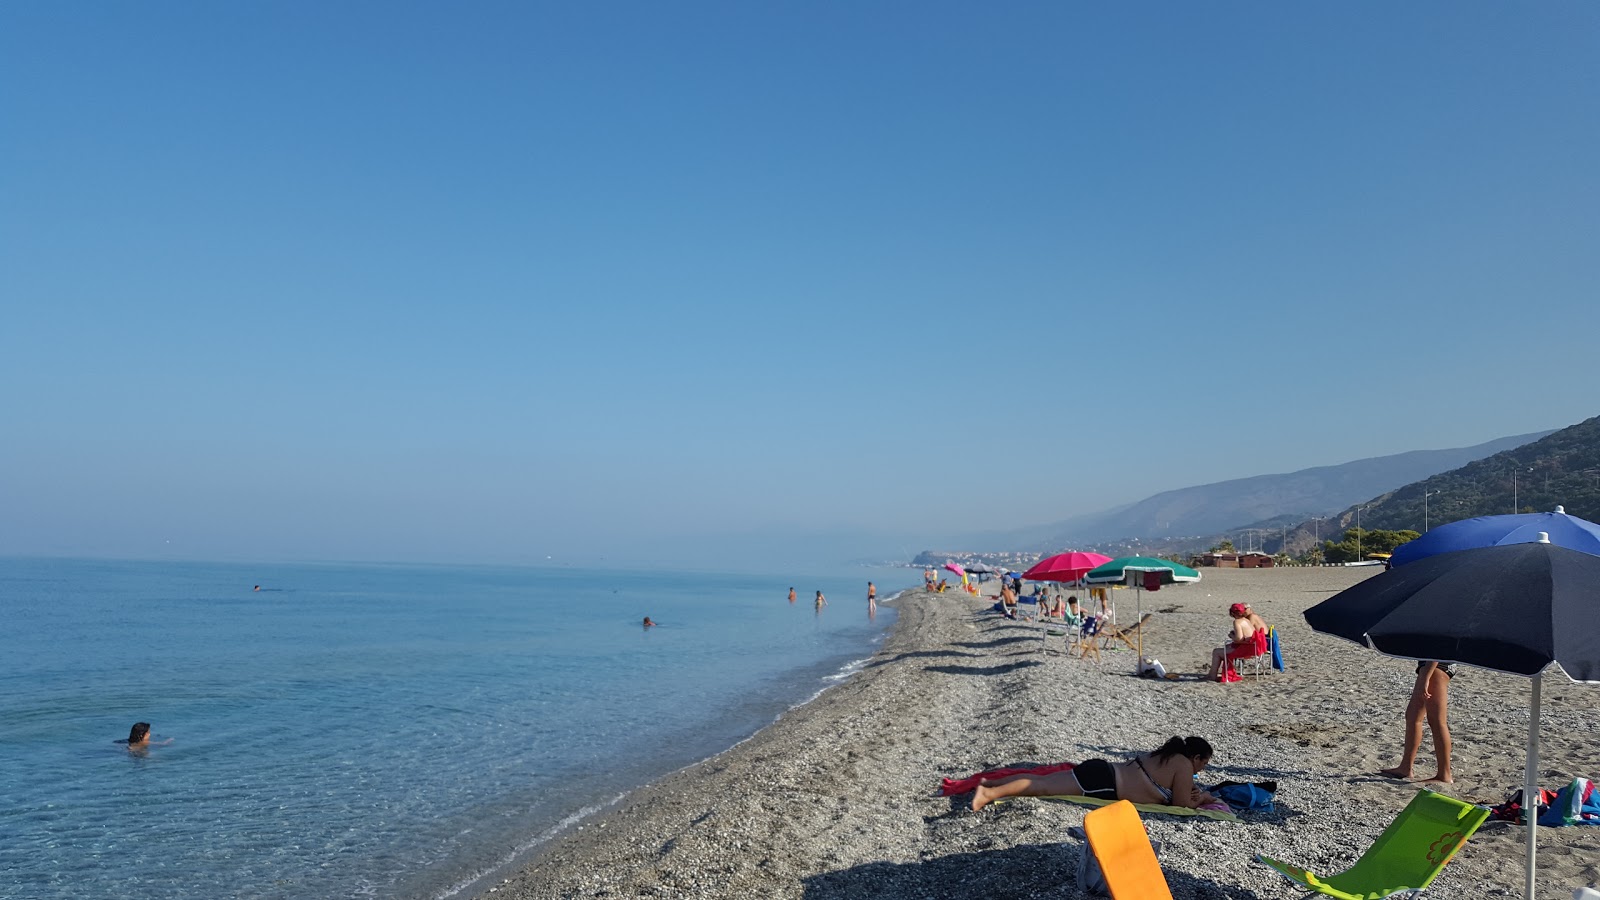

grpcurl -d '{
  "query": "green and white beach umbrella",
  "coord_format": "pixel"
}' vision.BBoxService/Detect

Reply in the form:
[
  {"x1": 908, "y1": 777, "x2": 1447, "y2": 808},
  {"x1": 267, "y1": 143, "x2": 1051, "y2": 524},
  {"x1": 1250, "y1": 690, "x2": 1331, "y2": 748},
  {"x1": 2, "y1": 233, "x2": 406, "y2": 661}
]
[{"x1": 1084, "y1": 557, "x2": 1202, "y2": 673}]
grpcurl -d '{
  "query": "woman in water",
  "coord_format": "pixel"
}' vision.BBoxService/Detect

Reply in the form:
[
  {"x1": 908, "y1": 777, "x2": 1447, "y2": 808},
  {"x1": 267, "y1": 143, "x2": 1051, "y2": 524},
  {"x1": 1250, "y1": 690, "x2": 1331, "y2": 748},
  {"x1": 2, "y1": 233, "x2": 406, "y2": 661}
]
[
  {"x1": 970, "y1": 736, "x2": 1216, "y2": 811},
  {"x1": 116, "y1": 722, "x2": 172, "y2": 751}
]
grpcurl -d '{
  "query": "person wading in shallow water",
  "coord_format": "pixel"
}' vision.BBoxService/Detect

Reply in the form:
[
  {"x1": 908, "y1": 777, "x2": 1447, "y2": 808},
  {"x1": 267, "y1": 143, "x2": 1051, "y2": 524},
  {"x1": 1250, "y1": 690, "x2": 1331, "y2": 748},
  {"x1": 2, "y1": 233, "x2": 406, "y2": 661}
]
[
  {"x1": 1380, "y1": 661, "x2": 1454, "y2": 783},
  {"x1": 867, "y1": 582, "x2": 877, "y2": 618},
  {"x1": 788, "y1": 587, "x2": 796, "y2": 603}
]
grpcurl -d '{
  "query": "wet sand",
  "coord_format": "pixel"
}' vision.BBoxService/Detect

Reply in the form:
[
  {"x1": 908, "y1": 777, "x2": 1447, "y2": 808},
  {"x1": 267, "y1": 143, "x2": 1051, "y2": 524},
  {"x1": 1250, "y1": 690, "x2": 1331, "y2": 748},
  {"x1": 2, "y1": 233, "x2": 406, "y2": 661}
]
[{"x1": 487, "y1": 567, "x2": 1600, "y2": 899}]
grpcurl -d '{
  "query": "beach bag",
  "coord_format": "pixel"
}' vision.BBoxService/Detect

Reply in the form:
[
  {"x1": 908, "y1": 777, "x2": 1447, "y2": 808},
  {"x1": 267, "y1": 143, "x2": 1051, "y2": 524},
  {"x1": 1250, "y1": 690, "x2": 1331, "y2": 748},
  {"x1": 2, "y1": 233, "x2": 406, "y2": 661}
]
[
  {"x1": 1215, "y1": 783, "x2": 1275, "y2": 812},
  {"x1": 1075, "y1": 831, "x2": 1161, "y2": 896},
  {"x1": 1491, "y1": 787, "x2": 1558, "y2": 824}
]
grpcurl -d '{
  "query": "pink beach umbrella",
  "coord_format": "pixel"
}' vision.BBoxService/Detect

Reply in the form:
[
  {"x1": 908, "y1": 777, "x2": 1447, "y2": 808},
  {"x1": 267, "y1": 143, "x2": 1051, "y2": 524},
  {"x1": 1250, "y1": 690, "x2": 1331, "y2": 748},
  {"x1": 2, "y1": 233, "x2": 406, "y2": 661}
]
[
  {"x1": 942, "y1": 562, "x2": 966, "y2": 579},
  {"x1": 1022, "y1": 551, "x2": 1113, "y2": 584}
]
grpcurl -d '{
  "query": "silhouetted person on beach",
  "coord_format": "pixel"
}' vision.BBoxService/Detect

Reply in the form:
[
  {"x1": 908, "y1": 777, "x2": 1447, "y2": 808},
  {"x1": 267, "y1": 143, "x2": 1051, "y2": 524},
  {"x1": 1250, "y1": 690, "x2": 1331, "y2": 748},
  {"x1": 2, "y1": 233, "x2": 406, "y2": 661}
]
[{"x1": 1381, "y1": 661, "x2": 1454, "y2": 783}]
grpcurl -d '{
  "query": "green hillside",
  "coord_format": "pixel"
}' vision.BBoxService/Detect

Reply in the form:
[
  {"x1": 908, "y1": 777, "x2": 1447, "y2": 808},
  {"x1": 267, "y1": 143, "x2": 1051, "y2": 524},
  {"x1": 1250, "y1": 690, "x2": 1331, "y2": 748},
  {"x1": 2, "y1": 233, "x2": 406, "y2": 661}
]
[{"x1": 1277, "y1": 414, "x2": 1600, "y2": 558}]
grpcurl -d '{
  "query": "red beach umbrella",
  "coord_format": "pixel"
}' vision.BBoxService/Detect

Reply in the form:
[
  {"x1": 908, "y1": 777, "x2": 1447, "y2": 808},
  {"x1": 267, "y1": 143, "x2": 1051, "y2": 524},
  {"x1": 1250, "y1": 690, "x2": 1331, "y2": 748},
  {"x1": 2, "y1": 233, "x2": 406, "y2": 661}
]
[{"x1": 1022, "y1": 551, "x2": 1113, "y2": 583}]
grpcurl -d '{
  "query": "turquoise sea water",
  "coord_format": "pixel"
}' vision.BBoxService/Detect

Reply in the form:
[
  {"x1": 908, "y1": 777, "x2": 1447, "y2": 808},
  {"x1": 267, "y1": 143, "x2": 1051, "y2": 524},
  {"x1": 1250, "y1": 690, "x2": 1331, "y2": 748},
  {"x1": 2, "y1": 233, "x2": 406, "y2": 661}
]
[{"x1": 1, "y1": 558, "x2": 905, "y2": 899}]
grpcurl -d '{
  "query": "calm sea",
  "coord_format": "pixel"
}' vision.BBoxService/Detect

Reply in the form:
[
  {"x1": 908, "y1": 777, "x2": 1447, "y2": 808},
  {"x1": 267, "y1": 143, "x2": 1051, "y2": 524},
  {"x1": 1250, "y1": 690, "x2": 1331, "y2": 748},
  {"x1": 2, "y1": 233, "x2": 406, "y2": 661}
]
[{"x1": 0, "y1": 557, "x2": 906, "y2": 899}]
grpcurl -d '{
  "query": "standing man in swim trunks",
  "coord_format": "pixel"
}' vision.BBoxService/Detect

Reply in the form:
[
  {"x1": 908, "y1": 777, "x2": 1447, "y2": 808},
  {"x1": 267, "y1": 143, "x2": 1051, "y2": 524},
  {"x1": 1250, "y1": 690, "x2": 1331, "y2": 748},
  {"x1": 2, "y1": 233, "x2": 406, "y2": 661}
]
[
  {"x1": 788, "y1": 587, "x2": 796, "y2": 603},
  {"x1": 1380, "y1": 661, "x2": 1454, "y2": 783},
  {"x1": 867, "y1": 582, "x2": 876, "y2": 618}
]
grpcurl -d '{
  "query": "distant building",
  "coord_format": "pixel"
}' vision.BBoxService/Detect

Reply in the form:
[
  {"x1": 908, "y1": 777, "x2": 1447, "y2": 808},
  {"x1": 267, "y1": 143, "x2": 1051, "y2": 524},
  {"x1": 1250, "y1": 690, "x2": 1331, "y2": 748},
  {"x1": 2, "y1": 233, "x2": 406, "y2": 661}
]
[
  {"x1": 1239, "y1": 552, "x2": 1276, "y2": 568},
  {"x1": 1192, "y1": 552, "x2": 1240, "y2": 568}
]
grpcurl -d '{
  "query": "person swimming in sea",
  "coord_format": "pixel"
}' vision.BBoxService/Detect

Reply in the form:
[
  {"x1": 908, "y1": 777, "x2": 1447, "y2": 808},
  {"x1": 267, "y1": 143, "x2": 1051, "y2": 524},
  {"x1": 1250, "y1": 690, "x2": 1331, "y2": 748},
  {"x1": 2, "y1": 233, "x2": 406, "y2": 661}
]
[
  {"x1": 115, "y1": 722, "x2": 173, "y2": 752},
  {"x1": 642, "y1": 617, "x2": 656, "y2": 627}
]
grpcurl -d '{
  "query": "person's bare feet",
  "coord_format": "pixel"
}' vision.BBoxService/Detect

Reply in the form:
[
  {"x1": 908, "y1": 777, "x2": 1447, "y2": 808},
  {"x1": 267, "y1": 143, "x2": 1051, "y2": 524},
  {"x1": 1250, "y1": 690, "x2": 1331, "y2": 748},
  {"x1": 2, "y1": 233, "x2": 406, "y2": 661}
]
[
  {"x1": 1379, "y1": 766, "x2": 1413, "y2": 779},
  {"x1": 971, "y1": 785, "x2": 995, "y2": 812},
  {"x1": 1421, "y1": 772, "x2": 1454, "y2": 784}
]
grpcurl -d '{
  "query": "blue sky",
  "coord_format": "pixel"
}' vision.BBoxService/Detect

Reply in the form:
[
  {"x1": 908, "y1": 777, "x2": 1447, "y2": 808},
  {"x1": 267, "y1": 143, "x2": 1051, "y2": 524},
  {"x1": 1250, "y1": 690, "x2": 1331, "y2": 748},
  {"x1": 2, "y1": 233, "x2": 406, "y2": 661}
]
[{"x1": 2, "y1": 2, "x2": 1595, "y2": 568}]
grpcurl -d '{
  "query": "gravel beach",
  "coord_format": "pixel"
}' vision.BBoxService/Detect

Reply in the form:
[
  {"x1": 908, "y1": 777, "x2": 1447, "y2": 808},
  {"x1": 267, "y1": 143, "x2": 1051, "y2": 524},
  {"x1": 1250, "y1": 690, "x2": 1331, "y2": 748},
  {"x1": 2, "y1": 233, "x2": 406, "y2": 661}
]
[{"x1": 489, "y1": 567, "x2": 1600, "y2": 899}]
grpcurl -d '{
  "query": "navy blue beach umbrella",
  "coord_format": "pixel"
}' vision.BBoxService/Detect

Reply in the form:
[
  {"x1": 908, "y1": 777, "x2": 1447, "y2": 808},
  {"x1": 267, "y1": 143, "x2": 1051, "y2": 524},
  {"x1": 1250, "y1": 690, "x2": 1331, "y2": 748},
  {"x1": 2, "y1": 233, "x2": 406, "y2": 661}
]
[
  {"x1": 1304, "y1": 537, "x2": 1600, "y2": 900},
  {"x1": 1390, "y1": 505, "x2": 1600, "y2": 567}
]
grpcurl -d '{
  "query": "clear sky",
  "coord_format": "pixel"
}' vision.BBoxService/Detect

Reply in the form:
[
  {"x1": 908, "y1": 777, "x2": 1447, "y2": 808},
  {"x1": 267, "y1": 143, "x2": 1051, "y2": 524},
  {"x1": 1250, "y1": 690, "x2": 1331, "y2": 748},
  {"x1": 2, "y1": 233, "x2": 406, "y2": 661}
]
[{"x1": 3, "y1": 2, "x2": 1596, "y2": 569}]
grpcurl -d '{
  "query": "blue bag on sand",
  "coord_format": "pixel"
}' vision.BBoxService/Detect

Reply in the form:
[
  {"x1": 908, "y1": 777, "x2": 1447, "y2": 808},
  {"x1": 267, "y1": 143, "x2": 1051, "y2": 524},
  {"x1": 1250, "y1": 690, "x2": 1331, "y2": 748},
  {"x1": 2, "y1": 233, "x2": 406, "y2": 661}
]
[
  {"x1": 1215, "y1": 783, "x2": 1274, "y2": 812},
  {"x1": 1270, "y1": 629, "x2": 1285, "y2": 671}
]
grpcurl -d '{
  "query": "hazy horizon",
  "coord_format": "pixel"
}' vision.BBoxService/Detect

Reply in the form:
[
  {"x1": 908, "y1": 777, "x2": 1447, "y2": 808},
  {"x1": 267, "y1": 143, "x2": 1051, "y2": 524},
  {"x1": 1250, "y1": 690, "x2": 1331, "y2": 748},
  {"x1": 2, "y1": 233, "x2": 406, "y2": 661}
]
[{"x1": 4, "y1": 3, "x2": 1595, "y2": 570}]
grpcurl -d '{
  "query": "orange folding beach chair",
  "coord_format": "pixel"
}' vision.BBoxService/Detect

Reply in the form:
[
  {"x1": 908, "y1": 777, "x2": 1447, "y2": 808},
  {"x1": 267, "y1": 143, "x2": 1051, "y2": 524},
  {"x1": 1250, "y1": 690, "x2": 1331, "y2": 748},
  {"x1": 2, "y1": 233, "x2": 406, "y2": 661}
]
[{"x1": 1083, "y1": 800, "x2": 1174, "y2": 900}]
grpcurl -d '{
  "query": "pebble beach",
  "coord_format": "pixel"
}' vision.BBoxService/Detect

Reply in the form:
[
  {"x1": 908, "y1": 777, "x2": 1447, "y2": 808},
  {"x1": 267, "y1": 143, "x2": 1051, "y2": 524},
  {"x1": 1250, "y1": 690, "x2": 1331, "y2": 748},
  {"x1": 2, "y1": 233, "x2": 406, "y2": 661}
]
[{"x1": 492, "y1": 567, "x2": 1600, "y2": 899}]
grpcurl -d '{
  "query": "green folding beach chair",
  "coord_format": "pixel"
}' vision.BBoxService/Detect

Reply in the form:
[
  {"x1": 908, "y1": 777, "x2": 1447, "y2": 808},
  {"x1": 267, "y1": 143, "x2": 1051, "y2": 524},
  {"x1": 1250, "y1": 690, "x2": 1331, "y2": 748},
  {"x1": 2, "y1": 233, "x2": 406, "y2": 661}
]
[{"x1": 1255, "y1": 789, "x2": 1489, "y2": 899}]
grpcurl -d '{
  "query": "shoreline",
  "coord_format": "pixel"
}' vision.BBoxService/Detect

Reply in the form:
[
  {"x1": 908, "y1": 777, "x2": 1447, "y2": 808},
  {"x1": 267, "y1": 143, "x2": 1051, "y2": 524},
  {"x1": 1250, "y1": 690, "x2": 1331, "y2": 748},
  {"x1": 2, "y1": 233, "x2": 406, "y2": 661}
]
[{"x1": 480, "y1": 570, "x2": 1600, "y2": 899}]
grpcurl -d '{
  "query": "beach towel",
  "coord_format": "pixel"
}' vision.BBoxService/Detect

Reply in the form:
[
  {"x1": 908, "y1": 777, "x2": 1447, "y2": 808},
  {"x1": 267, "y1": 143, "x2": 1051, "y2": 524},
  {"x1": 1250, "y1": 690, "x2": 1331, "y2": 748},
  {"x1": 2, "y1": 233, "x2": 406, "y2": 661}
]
[
  {"x1": 1538, "y1": 777, "x2": 1600, "y2": 826},
  {"x1": 1270, "y1": 628, "x2": 1285, "y2": 671},
  {"x1": 939, "y1": 762, "x2": 1076, "y2": 797},
  {"x1": 1038, "y1": 794, "x2": 1240, "y2": 821}
]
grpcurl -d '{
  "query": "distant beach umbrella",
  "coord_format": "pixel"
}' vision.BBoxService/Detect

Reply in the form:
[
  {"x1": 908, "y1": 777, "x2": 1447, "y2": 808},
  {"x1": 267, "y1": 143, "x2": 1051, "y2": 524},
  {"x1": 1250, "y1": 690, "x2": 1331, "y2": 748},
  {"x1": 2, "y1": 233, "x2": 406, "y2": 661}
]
[
  {"x1": 1021, "y1": 551, "x2": 1113, "y2": 584},
  {"x1": 1084, "y1": 557, "x2": 1202, "y2": 673},
  {"x1": 1390, "y1": 506, "x2": 1600, "y2": 567},
  {"x1": 1304, "y1": 538, "x2": 1600, "y2": 900},
  {"x1": 942, "y1": 563, "x2": 966, "y2": 578}
]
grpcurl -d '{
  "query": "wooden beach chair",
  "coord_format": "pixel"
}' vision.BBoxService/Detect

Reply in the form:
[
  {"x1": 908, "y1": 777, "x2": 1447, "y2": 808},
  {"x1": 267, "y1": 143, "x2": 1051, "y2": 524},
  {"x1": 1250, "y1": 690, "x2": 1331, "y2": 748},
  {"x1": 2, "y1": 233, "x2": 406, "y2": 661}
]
[
  {"x1": 1083, "y1": 800, "x2": 1175, "y2": 900},
  {"x1": 1101, "y1": 613, "x2": 1153, "y2": 654},
  {"x1": 1254, "y1": 789, "x2": 1488, "y2": 899},
  {"x1": 1077, "y1": 615, "x2": 1104, "y2": 663}
]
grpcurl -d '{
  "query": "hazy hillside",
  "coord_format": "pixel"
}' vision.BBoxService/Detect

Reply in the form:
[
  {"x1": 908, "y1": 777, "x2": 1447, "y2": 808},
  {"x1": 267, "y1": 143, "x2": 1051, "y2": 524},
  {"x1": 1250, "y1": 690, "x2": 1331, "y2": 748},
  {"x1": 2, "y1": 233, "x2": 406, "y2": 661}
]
[
  {"x1": 1267, "y1": 415, "x2": 1600, "y2": 557},
  {"x1": 973, "y1": 430, "x2": 1551, "y2": 551}
]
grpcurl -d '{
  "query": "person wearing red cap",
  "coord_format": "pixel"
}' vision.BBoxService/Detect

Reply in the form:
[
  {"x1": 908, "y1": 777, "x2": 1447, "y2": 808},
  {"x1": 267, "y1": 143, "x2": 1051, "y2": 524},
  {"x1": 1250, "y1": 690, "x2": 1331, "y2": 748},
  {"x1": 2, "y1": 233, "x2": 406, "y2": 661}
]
[{"x1": 1207, "y1": 603, "x2": 1266, "y2": 681}]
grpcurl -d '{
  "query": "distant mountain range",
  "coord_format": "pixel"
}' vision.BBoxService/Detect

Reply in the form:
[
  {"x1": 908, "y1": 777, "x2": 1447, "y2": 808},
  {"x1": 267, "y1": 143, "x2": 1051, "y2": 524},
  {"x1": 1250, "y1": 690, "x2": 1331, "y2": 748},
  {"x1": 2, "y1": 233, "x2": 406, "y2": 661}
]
[
  {"x1": 1269, "y1": 414, "x2": 1600, "y2": 558},
  {"x1": 943, "y1": 429, "x2": 1554, "y2": 556}
]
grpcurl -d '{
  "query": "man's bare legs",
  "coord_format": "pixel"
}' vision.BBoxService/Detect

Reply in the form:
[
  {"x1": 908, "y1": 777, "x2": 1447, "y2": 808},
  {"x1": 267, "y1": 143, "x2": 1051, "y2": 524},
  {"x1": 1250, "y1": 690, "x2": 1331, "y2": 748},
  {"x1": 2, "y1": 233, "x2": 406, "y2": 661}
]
[
  {"x1": 971, "y1": 769, "x2": 1083, "y2": 811},
  {"x1": 1381, "y1": 666, "x2": 1452, "y2": 782}
]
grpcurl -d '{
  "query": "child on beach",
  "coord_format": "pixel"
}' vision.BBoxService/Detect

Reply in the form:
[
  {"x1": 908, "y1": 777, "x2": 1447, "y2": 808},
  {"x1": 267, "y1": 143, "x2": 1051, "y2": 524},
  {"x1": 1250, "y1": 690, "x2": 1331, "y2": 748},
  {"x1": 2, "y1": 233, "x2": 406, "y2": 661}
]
[{"x1": 1380, "y1": 661, "x2": 1454, "y2": 783}]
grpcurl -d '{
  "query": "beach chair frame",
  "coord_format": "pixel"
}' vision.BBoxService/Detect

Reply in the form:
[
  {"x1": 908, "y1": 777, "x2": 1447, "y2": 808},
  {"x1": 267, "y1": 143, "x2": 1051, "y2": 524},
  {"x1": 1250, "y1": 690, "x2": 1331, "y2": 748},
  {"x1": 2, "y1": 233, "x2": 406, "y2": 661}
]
[
  {"x1": 1254, "y1": 789, "x2": 1489, "y2": 899},
  {"x1": 1083, "y1": 799, "x2": 1175, "y2": 900}
]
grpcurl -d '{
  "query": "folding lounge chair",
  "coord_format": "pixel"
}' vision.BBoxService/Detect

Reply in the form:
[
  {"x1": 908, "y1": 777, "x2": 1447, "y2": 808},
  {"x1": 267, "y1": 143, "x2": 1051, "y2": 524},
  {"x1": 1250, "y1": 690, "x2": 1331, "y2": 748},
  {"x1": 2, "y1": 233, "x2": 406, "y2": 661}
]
[
  {"x1": 1255, "y1": 789, "x2": 1489, "y2": 899},
  {"x1": 1083, "y1": 799, "x2": 1174, "y2": 900},
  {"x1": 1226, "y1": 627, "x2": 1271, "y2": 681}
]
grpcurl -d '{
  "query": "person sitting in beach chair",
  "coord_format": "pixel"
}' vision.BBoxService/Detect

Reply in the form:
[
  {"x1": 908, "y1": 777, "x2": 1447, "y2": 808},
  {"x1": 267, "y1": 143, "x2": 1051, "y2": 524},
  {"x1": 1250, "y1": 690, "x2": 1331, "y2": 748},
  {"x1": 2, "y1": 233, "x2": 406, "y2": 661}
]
[{"x1": 1207, "y1": 603, "x2": 1266, "y2": 682}]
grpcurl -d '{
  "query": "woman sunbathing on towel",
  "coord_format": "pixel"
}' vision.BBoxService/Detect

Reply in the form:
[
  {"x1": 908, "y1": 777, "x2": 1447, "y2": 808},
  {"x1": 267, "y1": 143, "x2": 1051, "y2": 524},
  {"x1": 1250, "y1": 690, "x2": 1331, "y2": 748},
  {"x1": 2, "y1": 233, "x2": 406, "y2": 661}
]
[{"x1": 970, "y1": 736, "x2": 1217, "y2": 811}]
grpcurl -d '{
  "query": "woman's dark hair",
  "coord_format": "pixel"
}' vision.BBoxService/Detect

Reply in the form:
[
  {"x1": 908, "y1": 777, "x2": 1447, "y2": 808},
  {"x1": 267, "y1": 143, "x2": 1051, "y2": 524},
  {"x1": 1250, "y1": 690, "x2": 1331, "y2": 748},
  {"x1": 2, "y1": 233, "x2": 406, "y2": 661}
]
[
  {"x1": 1152, "y1": 735, "x2": 1212, "y2": 762},
  {"x1": 128, "y1": 722, "x2": 151, "y2": 743}
]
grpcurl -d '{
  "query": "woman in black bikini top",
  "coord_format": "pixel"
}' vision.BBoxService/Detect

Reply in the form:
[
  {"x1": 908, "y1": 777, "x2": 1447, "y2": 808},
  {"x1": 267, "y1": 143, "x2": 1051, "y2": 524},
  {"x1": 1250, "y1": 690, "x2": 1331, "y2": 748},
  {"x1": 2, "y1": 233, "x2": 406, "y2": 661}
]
[{"x1": 971, "y1": 736, "x2": 1216, "y2": 811}]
